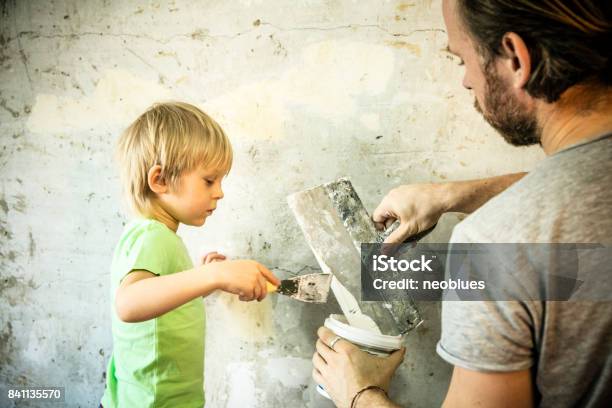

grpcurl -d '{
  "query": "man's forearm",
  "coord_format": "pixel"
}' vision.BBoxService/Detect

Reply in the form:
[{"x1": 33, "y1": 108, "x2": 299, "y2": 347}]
[
  {"x1": 356, "y1": 389, "x2": 403, "y2": 408},
  {"x1": 442, "y1": 172, "x2": 526, "y2": 214},
  {"x1": 115, "y1": 266, "x2": 219, "y2": 322}
]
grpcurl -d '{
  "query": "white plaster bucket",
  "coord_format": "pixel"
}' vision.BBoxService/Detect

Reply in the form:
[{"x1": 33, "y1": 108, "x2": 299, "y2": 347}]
[{"x1": 316, "y1": 314, "x2": 404, "y2": 399}]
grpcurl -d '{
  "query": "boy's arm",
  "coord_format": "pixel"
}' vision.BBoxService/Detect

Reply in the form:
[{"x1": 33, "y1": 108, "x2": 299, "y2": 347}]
[
  {"x1": 373, "y1": 172, "x2": 527, "y2": 243},
  {"x1": 115, "y1": 260, "x2": 279, "y2": 323},
  {"x1": 115, "y1": 268, "x2": 216, "y2": 323}
]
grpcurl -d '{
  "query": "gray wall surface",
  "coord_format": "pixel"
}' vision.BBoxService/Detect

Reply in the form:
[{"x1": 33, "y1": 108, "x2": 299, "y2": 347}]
[{"x1": 0, "y1": 1, "x2": 544, "y2": 407}]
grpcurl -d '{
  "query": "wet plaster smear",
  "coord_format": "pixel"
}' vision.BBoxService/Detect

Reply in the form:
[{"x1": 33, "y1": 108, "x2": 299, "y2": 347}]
[{"x1": 0, "y1": 1, "x2": 544, "y2": 407}]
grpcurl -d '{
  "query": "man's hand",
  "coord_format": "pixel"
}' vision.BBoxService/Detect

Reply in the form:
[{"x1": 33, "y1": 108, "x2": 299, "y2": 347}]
[
  {"x1": 312, "y1": 326, "x2": 405, "y2": 408},
  {"x1": 373, "y1": 174, "x2": 526, "y2": 243},
  {"x1": 373, "y1": 183, "x2": 449, "y2": 243}
]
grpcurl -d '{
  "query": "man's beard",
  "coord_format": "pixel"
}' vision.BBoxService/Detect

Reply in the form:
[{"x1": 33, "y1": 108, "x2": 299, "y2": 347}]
[{"x1": 474, "y1": 62, "x2": 541, "y2": 146}]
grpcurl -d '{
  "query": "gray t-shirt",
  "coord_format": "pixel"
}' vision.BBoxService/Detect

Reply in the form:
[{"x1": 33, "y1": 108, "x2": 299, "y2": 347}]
[{"x1": 436, "y1": 134, "x2": 612, "y2": 407}]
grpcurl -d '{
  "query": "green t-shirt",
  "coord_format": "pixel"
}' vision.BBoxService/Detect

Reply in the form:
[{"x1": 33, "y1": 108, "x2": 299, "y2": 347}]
[{"x1": 101, "y1": 219, "x2": 205, "y2": 408}]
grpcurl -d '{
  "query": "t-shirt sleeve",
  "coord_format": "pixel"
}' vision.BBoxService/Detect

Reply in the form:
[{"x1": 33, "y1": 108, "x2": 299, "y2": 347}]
[
  {"x1": 436, "y1": 223, "x2": 535, "y2": 372},
  {"x1": 436, "y1": 300, "x2": 534, "y2": 372},
  {"x1": 116, "y1": 225, "x2": 175, "y2": 283}
]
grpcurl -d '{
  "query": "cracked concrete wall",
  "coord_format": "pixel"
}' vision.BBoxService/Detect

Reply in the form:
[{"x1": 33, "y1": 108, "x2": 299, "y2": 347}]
[{"x1": 0, "y1": 1, "x2": 545, "y2": 407}]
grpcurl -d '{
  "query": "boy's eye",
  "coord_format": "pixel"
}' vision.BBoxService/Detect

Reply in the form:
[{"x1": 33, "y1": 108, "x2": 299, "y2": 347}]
[{"x1": 204, "y1": 179, "x2": 215, "y2": 185}]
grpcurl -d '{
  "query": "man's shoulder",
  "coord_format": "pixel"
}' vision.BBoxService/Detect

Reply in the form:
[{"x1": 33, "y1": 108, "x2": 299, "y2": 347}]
[
  {"x1": 455, "y1": 137, "x2": 612, "y2": 243},
  {"x1": 452, "y1": 173, "x2": 541, "y2": 242}
]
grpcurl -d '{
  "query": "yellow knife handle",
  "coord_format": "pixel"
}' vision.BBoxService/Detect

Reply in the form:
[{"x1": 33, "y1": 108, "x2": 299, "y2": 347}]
[{"x1": 266, "y1": 282, "x2": 278, "y2": 293}]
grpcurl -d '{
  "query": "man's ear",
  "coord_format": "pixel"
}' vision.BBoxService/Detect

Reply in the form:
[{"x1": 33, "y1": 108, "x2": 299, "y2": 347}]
[
  {"x1": 501, "y1": 32, "x2": 531, "y2": 90},
  {"x1": 147, "y1": 165, "x2": 168, "y2": 194}
]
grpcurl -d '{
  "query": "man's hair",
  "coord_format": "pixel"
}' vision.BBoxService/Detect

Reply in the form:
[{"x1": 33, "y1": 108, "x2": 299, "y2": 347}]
[
  {"x1": 116, "y1": 101, "x2": 232, "y2": 216},
  {"x1": 457, "y1": 0, "x2": 611, "y2": 102}
]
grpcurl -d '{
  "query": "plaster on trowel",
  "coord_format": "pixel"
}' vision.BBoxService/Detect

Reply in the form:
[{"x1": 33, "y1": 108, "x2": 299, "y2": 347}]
[
  {"x1": 288, "y1": 178, "x2": 423, "y2": 335},
  {"x1": 330, "y1": 275, "x2": 382, "y2": 334},
  {"x1": 266, "y1": 273, "x2": 332, "y2": 303}
]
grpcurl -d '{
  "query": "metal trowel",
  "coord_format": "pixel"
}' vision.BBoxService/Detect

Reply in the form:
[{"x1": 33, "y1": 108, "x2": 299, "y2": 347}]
[
  {"x1": 287, "y1": 177, "x2": 424, "y2": 335},
  {"x1": 266, "y1": 273, "x2": 332, "y2": 303}
]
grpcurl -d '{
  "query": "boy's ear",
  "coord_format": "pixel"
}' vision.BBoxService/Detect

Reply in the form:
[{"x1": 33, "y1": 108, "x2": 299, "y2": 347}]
[{"x1": 147, "y1": 165, "x2": 168, "y2": 194}]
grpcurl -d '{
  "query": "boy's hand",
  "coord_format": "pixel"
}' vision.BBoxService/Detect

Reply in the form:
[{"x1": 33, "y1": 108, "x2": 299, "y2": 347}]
[
  {"x1": 201, "y1": 251, "x2": 227, "y2": 265},
  {"x1": 206, "y1": 260, "x2": 280, "y2": 302}
]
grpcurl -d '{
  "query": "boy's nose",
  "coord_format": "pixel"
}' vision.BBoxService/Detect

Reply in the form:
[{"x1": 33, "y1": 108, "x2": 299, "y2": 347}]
[{"x1": 215, "y1": 185, "x2": 224, "y2": 199}]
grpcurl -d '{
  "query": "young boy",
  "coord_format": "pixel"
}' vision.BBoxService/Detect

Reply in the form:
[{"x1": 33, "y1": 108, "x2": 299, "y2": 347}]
[{"x1": 100, "y1": 102, "x2": 280, "y2": 407}]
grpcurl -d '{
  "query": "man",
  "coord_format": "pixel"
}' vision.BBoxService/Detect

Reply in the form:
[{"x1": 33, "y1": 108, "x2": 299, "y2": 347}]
[{"x1": 312, "y1": 1, "x2": 612, "y2": 407}]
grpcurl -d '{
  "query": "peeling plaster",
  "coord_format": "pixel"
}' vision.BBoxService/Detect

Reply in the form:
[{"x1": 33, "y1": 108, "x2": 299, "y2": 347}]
[
  {"x1": 209, "y1": 292, "x2": 274, "y2": 342},
  {"x1": 360, "y1": 113, "x2": 381, "y2": 131},
  {"x1": 26, "y1": 69, "x2": 170, "y2": 133},
  {"x1": 204, "y1": 40, "x2": 394, "y2": 141},
  {"x1": 265, "y1": 357, "x2": 312, "y2": 388},
  {"x1": 225, "y1": 362, "x2": 257, "y2": 406}
]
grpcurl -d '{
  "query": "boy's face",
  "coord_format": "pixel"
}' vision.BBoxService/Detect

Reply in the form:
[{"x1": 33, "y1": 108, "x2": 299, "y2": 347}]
[{"x1": 162, "y1": 166, "x2": 225, "y2": 227}]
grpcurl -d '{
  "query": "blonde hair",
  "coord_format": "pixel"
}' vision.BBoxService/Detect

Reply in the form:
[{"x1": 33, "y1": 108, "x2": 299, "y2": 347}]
[{"x1": 116, "y1": 101, "x2": 232, "y2": 216}]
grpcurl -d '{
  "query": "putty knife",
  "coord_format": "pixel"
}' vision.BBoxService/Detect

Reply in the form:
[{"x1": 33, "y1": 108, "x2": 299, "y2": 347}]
[{"x1": 266, "y1": 273, "x2": 332, "y2": 303}]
